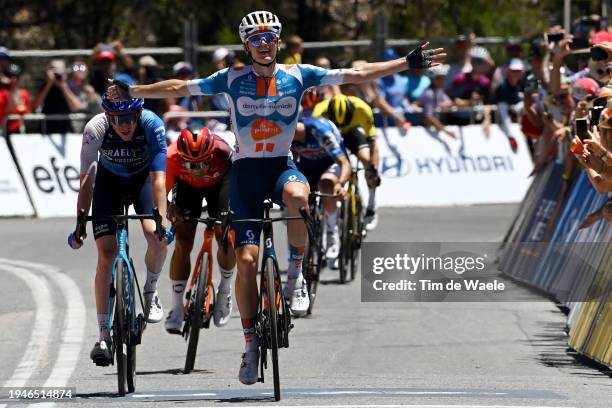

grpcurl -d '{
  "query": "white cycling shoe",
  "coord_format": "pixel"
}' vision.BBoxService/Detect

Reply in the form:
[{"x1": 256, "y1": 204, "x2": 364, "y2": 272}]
[
  {"x1": 239, "y1": 350, "x2": 260, "y2": 385},
  {"x1": 144, "y1": 290, "x2": 163, "y2": 323},
  {"x1": 213, "y1": 289, "x2": 233, "y2": 327},
  {"x1": 164, "y1": 308, "x2": 184, "y2": 334},
  {"x1": 364, "y1": 209, "x2": 378, "y2": 231},
  {"x1": 283, "y1": 277, "x2": 309, "y2": 317}
]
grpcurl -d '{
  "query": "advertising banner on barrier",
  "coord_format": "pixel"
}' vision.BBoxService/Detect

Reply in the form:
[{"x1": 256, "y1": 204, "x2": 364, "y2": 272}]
[
  {"x1": 0, "y1": 136, "x2": 35, "y2": 217},
  {"x1": 10, "y1": 134, "x2": 81, "y2": 218},
  {"x1": 376, "y1": 124, "x2": 533, "y2": 206}
]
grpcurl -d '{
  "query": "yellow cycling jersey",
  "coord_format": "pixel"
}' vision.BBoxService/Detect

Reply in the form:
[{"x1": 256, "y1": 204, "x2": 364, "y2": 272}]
[{"x1": 311, "y1": 95, "x2": 377, "y2": 139}]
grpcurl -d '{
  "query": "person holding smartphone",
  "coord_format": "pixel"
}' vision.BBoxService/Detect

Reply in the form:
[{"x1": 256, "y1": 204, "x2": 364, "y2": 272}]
[{"x1": 32, "y1": 59, "x2": 81, "y2": 133}]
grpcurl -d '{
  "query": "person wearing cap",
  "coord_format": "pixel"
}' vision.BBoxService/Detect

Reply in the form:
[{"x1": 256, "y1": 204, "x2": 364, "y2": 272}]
[
  {"x1": 493, "y1": 58, "x2": 527, "y2": 152},
  {"x1": 417, "y1": 64, "x2": 456, "y2": 139},
  {"x1": 89, "y1": 41, "x2": 136, "y2": 96},
  {"x1": 32, "y1": 59, "x2": 82, "y2": 133},
  {"x1": 492, "y1": 40, "x2": 526, "y2": 91},
  {"x1": 167, "y1": 61, "x2": 204, "y2": 129},
  {"x1": 0, "y1": 63, "x2": 31, "y2": 135},
  {"x1": 447, "y1": 45, "x2": 492, "y2": 125},
  {"x1": 443, "y1": 31, "x2": 476, "y2": 92},
  {"x1": 138, "y1": 55, "x2": 165, "y2": 117},
  {"x1": 282, "y1": 34, "x2": 303, "y2": 65}
]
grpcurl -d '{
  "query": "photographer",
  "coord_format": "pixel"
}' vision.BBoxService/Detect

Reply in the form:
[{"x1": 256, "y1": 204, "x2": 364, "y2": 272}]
[{"x1": 32, "y1": 59, "x2": 81, "y2": 133}]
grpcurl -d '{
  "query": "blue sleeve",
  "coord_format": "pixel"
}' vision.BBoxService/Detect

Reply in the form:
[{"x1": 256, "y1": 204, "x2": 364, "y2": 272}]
[
  {"x1": 299, "y1": 64, "x2": 344, "y2": 88},
  {"x1": 315, "y1": 119, "x2": 344, "y2": 160},
  {"x1": 142, "y1": 111, "x2": 167, "y2": 172},
  {"x1": 186, "y1": 68, "x2": 229, "y2": 95}
]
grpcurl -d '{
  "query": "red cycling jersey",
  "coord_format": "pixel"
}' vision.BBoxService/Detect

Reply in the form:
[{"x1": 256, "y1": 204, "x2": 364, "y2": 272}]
[{"x1": 165, "y1": 134, "x2": 232, "y2": 192}]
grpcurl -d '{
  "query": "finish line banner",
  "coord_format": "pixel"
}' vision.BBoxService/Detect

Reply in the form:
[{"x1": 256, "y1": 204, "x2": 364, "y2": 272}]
[
  {"x1": 0, "y1": 136, "x2": 35, "y2": 217},
  {"x1": 376, "y1": 124, "x2": 534, "y2": 206}
]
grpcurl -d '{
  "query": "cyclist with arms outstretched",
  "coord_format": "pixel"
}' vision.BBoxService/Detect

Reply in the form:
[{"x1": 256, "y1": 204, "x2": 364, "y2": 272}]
[
  {"x1": 107, "y1": 10, "x2": 444, "y2": 384},
  {"x1": 69, "y1": 94, "x2": 171, "y2": 366},
  {"x1": 164, "y1": 127, "x2": 236, "y2": 332}
]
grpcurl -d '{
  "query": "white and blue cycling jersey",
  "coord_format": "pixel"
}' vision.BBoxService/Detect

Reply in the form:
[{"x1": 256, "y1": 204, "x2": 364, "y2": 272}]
[
  {"x1": 186, "y1": 64, "x2": 345, "y2": 160},
  {"x1": 292, "y1": 117, "x2": 345, "y2": 162},
  {"x1": 81, "y1": 110, "x2": 167, "y2": 177}
]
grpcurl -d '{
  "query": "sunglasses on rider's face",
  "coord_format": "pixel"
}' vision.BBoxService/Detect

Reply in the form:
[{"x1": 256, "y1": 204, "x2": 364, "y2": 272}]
[
  {"x1": 247, "y1": 32, "x2": 279, "y2": 47},
  {"x1": 107, "y1": 111, "x2": 140, "y2": 126},
  {"x1": 183, "y1": 160, "x2": 210, "y2": 170}
]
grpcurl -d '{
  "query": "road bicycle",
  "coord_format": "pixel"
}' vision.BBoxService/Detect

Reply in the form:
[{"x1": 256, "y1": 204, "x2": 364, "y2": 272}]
[
  {"x1": 339, "y1": 159, "x2": 365, "y2": 283},
  {"x1": 70, "y1": 205, "x2": 164, "y2": 396},
  {"x1": 222, "y1": 200, "x2": 313, "y2": 401},
  {"x1": 303, "y1": 191, "x2": 337, "y2": 314},
  {"x1": 176, "y1": 214, "x2": 222, "y2": 374}
]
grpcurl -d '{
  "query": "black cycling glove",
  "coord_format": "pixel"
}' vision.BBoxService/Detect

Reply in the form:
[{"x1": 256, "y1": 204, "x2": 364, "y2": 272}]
[
  {"x1": 405, "y1": 44, "x2": 435, "y2": 69},
  {"x1": 112, "y1": 79, "x2": 132, "y2": 99}
]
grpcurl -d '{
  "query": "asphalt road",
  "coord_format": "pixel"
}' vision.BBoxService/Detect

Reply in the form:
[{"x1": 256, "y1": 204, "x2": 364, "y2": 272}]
[{"x1": 0, "y1": 204, "x2": 610, "y2": 408}]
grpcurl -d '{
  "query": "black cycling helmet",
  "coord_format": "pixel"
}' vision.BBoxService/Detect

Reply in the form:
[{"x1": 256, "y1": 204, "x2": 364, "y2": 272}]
[{"x1": 327, "y1": 95, "x2": 354, "y2": 127}]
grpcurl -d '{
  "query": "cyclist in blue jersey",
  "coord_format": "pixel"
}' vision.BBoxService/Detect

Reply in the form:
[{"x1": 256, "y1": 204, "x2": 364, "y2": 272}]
[
  {"x1": 292, "y1": 116, "x2": 350, "y2": 265},
  {"x1": 107, "y1": 10, "x2": 445, "y2": 384},
  {"x1": 69, "y1": 93, "x2": 171, "y2": 367}
]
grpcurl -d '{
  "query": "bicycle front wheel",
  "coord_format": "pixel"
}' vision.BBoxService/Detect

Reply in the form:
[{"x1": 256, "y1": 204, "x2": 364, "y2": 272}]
[
  {"x1": 113, "y1": 261, "x2": 128, "y2": 396},
  {"x1": 185, "y1": 253, "x2": 208, "y2": 374},
  {"x1": 126, "y1": 267, "x2": 136, "y2": 393},
  {"x1": 264, "y1": 257, "x2": 281, "y2": 401},
  {"x1": 339, "y1": 196, "x2": 351, "y2": 284},
  {"x1": 350, "y1": 190, "x2": 363, "y2": 281}
]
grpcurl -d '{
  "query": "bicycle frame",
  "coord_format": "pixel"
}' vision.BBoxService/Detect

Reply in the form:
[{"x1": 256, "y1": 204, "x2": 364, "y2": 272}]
[{"x1": 185, "y1": 224, "x2": 215, "y2": 318}]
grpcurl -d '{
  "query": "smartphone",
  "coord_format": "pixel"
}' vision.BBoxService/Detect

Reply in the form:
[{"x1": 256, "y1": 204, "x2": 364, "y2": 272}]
[
  {"x1": 575, "y1": 118, "x2": 589, "y2": 141},
  {"x1": 592, "y1": 96, "x2": 608, "y2": 108},
  {"x1": 591, "y1": 46, "x2": 608, "y2": 61},
  {"x1": 54, "y1": 73, "x2": 63, "y2": 81},
  {"x1": 590, "y1": 106, "x2": 604, "y2": 125},
  {"x1": 570, "y1": 37, "x2": 590, "y2": 50},
  {"x1": 547, "y1": 32, "x2": 564, "y2": 43}
]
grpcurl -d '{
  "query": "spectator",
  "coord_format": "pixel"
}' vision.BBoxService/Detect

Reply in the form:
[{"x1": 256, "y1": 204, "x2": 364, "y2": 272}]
[
  {"x1": 212, "y1": 48, "x2": 235, "y2": 70},
  {"x1": 0, "y1": 63, "x2": 31, "y2": 135},
  {"x1": 494, "y1": 58, "x2": 525, "y2": 106},
  {"x1": 89, "y1": 41, "x2": 135, "y2": 96},
  {"x1": 283, "y1": 35, "x2": 303, "y2": 64},
  {"x1": 417, "y1": 64, "x2": 456, "y2": 139},
  {"x1": 492, "y1": 40, "x2": 526, "y2": 91},
  {"x1": 447, "y1": 46, "x2": 493, "y2": 125},
  {"x1": 444, "y1": 32, "x2": 476, "y2": 92},
  {"x1": 0, "y1": 46, "x2": 13, "y2": 90},
  {"x1": 68, "y1": 61, "x2": 101, "y2": 114},
  {"x1": 137, "y1": 55, "x2": 165, "y2": 116},
  {"x1": 164, "y1": 104, "x2": 189, "y2": 143},
  {"x1": 32, "y1": 59, "x2": 81, "y2": 133},
  {"x1": 169, "y1": 61, "x2": 203, "y2": 129},
  {"x1": 207, "y1": 49, "x2": 235, "y2": 129},
  {"x1": 313, "y1": 56, "x2": 340, "y2": 99}
]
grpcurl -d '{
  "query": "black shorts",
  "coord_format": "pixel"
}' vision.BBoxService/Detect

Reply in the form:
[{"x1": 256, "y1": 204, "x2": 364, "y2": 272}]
[
  {"x1": 172, "y1": 172, "x2": 230, "y2": 219},
  {"x1": 342, "y1": 126, "x2": 370, "y2": 154},
  {"x1": 297, "y1": 156, "x2": 335, "y2": 190},
  {"x1": 92, "y1": 165, "x2": 152, "y2": 239}
]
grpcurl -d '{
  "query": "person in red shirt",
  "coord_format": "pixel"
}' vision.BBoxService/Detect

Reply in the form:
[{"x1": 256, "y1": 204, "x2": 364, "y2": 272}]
[
  {"x1": 164, "y1": 127, "x2": 235, "y2": 333},
  {"x1": 0, "y1": 63, "x2": 31, "y2": 135}
]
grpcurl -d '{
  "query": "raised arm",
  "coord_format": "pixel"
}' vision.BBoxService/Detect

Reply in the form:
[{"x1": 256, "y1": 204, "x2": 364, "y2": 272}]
[{"x1": 341, "y1": 43, "x2": 446, "y2": 84}]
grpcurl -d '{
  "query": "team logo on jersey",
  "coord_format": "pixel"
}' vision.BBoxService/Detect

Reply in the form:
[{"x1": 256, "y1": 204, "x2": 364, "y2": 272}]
[
  {"x1": 251, "y1": 119, "x2": 282, "y2": 140},
  {"x1": 237, "y1": 96, "x2": 296, "y2": 117}
]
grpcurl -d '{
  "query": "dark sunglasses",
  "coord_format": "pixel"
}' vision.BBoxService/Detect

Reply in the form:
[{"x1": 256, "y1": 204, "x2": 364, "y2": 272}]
[
  {"x1": 183, "y1": 160, "x2": 210, "y2": 170},
  {"x1": 107, "y1": 111, "x2": 140, "y2": 126},
  {"x1": 247, "y1": 32, "x2": 279, "y2": 47}
]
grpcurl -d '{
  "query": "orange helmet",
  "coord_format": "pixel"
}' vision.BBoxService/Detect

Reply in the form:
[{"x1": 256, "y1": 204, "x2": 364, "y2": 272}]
[
  {"x1": 177, "y1": 128, "x2": 215, "y2": 162},
  {"x1": 301, "y1": 88, "x2": 324, "y2": 111}
]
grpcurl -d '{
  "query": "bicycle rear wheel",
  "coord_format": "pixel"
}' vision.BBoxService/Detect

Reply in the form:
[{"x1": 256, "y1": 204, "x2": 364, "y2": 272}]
[
  {"x1": 185, "y1": 253, "x2": 208, "y2": 373},
  {"x1": 113, "y1": 261, "x2": 127, "y2": 396},
  {"x1": 305, "y1": 224, "x2": 321, "y2": 315},
  {"x1": 264, "y1": 257, "x2": 281, "y2": 401}
]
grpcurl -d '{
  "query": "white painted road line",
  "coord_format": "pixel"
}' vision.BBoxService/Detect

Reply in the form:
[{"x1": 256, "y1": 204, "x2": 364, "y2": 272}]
[
  {"x1": 0, "y1": 259, "x2": 86, "y2": 408},
  {"x1": 0, "y1": 263, "x2": 54, "y2": 388},
  {"x1": 176, "y1": 405, "x2": 576, "y2": 408}
]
